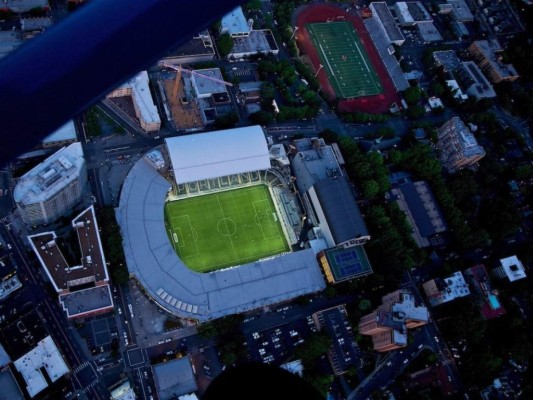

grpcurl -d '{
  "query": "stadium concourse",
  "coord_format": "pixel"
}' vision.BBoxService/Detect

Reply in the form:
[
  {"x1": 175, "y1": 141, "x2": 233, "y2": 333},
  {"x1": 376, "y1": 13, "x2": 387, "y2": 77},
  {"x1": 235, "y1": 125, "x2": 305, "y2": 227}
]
[
  {"x1": 295, "y1": 3, "x2": 400, "y2": 114},
  {"x1": 116, "y1": 126, "x2": 326, "y2": 321}
]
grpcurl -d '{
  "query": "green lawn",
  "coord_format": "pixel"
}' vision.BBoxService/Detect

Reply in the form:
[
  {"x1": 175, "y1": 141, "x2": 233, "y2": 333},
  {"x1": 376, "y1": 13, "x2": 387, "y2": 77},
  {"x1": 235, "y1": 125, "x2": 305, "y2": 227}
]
[
  {"x1": 307, "y1": 21, "x2": 382, "y2": 99},
  {"x1": 165, "y1": 185, "x2": 289, "y2": 272}
]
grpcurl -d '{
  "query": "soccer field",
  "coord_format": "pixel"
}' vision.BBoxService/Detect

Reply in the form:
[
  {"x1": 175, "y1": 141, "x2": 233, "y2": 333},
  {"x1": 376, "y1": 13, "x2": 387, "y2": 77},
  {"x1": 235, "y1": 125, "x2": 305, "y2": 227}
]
[
  {"x1": 164, "y1": 185, "x2": 289, "y2": 273},
  {"x1": 307, "y1": 21, "x2": 383, "y2": 99}
]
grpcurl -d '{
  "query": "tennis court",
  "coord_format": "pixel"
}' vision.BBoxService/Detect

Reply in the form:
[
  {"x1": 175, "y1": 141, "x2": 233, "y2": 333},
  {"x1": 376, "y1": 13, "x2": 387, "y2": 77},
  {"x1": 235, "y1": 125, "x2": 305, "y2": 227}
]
[
  {"x1": 307, "y1": 21, "x2": 383, "y2": 99},
  {"x1": 165, "y1": 185, "x2": 289, "y2": 273},
  {"x1": 324, "y1": 246, "x2": 372, "y2": 282}
]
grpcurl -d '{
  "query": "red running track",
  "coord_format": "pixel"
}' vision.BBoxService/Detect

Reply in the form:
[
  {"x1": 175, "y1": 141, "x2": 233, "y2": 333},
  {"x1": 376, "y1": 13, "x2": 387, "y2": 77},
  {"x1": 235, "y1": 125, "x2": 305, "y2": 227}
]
[{"x1": 295, "y1": 4, "x2": 399, "y2": 114}]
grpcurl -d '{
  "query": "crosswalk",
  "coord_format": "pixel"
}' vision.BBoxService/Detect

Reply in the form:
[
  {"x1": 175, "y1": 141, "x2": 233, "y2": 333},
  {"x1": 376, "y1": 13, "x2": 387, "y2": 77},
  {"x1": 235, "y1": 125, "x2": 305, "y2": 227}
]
[
  {"x1": 73, "y1": 360, "x2": 90, "y2": 374},
  {"x1": 84, "y1": 379, "x2": 99, "y2": 391}
]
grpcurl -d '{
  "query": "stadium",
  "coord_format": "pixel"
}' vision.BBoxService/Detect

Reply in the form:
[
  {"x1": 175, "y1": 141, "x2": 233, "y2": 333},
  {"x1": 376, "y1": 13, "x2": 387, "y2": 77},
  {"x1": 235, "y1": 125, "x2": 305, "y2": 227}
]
[
  {"x1": 116, "y1": 126, "x2": 325, "y2": 321},
  {"x1": 295, "y1": 4, "x2": 400, "y2": 114}
]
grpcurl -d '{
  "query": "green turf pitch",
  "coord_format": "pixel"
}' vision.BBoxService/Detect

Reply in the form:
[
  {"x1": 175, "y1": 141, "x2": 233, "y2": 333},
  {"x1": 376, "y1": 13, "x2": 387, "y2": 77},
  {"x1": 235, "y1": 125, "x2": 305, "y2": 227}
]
[
  {"x1": 307, "y1": 21, "x2": 383, "y2": 99},
  {"x1": 164, "y1": 185, "x2": 290, "y2": 273}
]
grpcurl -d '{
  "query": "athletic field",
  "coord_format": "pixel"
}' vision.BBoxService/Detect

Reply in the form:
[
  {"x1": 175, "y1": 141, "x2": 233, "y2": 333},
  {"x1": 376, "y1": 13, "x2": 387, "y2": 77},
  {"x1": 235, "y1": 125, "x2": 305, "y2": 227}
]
[
  {"x1": 164, "y1": 185, "x2": 289, "y2": 273},
  {"x1": 307, "y1": 21, "x2": 383, "y2": 99}
]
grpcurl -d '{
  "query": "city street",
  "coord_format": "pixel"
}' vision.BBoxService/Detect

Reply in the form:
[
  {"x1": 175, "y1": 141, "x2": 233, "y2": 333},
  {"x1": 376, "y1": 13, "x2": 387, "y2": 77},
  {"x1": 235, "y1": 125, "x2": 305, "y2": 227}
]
[{"x1": 0, "y1": 221, "x2": 109, "y2": 400}]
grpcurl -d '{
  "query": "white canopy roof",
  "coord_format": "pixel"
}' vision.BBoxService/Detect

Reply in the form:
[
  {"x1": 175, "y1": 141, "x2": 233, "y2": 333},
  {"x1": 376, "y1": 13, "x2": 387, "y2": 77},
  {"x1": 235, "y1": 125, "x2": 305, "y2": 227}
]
[{"x1": 166, "y1": 126, "x2": 270, "y2": 184}]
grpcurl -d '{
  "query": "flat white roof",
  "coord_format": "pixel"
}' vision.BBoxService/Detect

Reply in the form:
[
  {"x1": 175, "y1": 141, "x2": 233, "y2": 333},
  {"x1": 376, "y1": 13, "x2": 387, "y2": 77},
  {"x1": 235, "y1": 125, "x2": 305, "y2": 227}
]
[
  {"x1": 500, "y1": 255, "x2": 526, "y2": 282},
  {"x1": 395, "y1": 2, "x2": 415, "y2": 24},
  {"x1": 221, "y1": 6, "x2": 251, "y2": 36},
  {"x1": 14, "y1": 336, "x2": 69, "y2": 398},
  {"x1": 191, "y1": 68, "x2": 227, "y2": 97},
  {"x1": 42, "y1": 120, "x2": 77, "y2": 144},
  {"x1": 13, "y1": 142, "x2": 85, "y2": 206},
  {"x1": 119, "y1": 71, "x2": 161, "y2": 125},
  {"x1": 166, "y1": 126, "x2": 270, "y2": 185}
]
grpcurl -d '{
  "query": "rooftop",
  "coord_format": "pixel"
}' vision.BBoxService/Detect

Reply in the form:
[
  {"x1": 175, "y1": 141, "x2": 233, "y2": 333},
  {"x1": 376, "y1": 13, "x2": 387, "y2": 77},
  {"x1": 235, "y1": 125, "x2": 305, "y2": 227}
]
[
  {"x1": 0, "y1": 368, "x2": 24, "y2": 400},
  {"x1": 313, "y1": 178, "x2": 370, "y2": 244},
  {"x1": 144, "y1": 149, "x2": 165, "y2": 170},
  {"x1": 42, "y1": 120, "x2": 77, "y2": 145},
  {"x1": 230, "y1": 30, "x2": 279, "y2": 56},
  {"x1": 115, "y1": 71, "x2": 161, "y2": 125},
  {"x1": 221, "y1": 6, "x2": 251, "y2": 37},
  {"x1": 166, "y1": 126, "x2": 270, "y2": 185},
  {"x1": 471, "y1": 40, "x2": 519, "y2": 79},
  {"x1": 422, "y1": 271, "x2": 470, "y2": 306},
  {"x1": 459, "y1": 61, "x2": 496, "y2": 99},
  {"x1": 0, "y1": 275, "x2": 22, "y2": 301},
  {"x1": 3, "y1": 0, "x2": 48, "y2": 12},
  {"x1": 110, "y1": 380, "x2": 136, "y2": 400},
  {"x1": 0, "y1": 31, "x2": 23, "y2": 60},
  {"x1": 59, "y1": 285, "x2": 114, "y2": 318},
  {"x1": 13, "y1": 142, "x2": 85, "y2": 206},
  {"x1": 280, "y1": 360, "x2": 304, "y2": 377},
  {"x1": 152, "y1": 357, "x2": 198, "y2": 399},
  {"x1": 0, "y1": 343, "x2": 10, "y2": 368},
  {"x1": 28, "y1": 206, "x2": 109, "y2": 292},
  {"x1": 394, "y1": 180, "x2": 447, "y2": 239},
  {"x1": 391, "y1": 291, "x2": 429, "y2": 323},
  {"x1": 406, "y1": 2, "x2": 431, "y2": 21},
  {"x1": 290, "y1": 138, "x2": 343, "y2": 194},
  {"x1": 20, "y1": 17, "x2": 53, "y2": 32},
  {"x1": 163, "y1": 30, "x2": 214, "y2": 58},
  {"x1": 370, "y1": 2, "x2": 405, "y2": 42},
  {"x1": 190, "y1": 68, "x2": 228, "y2": 97},
  {"x1": 116, "y1": 158, "x2": 325, "y2": 321},
  {"x1": 416, "y1": 22, "x2": 443, "y2": 42},
  {"x1": 433, "y1": 50, "x2": 461, "y2": 71},
  {"x1": 447, "y1": 0, "x2": 474, "y2": 21},
  {"x1": 499, "y1": 255, "x2": 526, "y2": 282},
  {"x1": 13, "y1": 336, "x2": 69, "y2": 398}
]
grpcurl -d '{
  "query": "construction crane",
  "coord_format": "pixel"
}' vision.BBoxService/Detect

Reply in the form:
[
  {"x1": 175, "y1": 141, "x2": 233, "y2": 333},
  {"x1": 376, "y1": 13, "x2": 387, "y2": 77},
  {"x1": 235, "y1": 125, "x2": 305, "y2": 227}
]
[{"x1": 159, "y1": 62, "x2": 233, "y2": 101}]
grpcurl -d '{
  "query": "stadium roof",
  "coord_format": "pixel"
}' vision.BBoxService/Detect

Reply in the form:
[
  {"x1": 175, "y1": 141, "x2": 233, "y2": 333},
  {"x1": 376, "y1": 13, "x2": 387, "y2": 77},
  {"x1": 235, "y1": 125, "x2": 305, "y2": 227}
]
[
  {"x1": 166, "y1": 126, "x2": 271, "y2": 185},
  {"x1": 313, "y1": 178, "x2": 369, "y2": 244},
  {"x1": 153, "y1": 357, "x2": 197, "y2": 399},
  {"x1": 116, "y1": 158, "x2": 325, "y2": 321}
]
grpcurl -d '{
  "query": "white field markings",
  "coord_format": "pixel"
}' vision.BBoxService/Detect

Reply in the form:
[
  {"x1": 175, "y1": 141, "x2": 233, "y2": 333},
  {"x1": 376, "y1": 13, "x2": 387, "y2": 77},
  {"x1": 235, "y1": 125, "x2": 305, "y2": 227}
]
[
  {"x1": 216, "y1": 195, "x2": 238, "y2": 261},
  {"x1": 252, "y1": 199, "x2": 282, "y2": 241},
  {"x1": 311, "y1": 22, "x2": 381, "y2": 96},
  {"x1": 170, "y1": 214, "x2": 199, "y2": 257}
]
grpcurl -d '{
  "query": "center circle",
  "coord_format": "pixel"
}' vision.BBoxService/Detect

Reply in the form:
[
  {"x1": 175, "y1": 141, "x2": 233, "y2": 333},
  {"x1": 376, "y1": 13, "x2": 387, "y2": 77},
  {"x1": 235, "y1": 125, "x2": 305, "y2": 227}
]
[{"x1": 217, "y1": 218, "x2": 236, "y2": 237}]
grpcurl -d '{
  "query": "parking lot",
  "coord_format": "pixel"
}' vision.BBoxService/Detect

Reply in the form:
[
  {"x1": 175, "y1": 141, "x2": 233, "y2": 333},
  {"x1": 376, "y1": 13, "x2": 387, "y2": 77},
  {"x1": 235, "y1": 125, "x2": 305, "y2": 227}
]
[
  {"x1": 245, "y1": 314, "x2": 318, "y2": 366},
  {"x1": 77, "y1": 314, "x2": 119, "y2": 356}
]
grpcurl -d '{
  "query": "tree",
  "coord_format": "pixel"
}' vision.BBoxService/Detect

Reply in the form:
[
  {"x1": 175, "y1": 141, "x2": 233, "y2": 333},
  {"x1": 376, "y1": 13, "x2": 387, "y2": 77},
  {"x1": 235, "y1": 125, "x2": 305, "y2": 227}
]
[
  {"x1": 361, "y1": 179, "x2": 380, "y2": 199},
  {"x1": 404, "y1": 86, "x2": 422, "y2": 105},
  {"x1": 216, "y1": 33, "x2": 234, "y2": 57},
  {"x1": 406, "y1": 104, "x2": 425, "y2": 119},
  {"x1": 431, "y1": 82, "x2": 445, "y2": 97},
  {"x1": 214, "y1": 112, "x2": 238, "y2": 129},
  {"x1": 358, "y1": 299, "x2": 371, "y2": 312}
]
